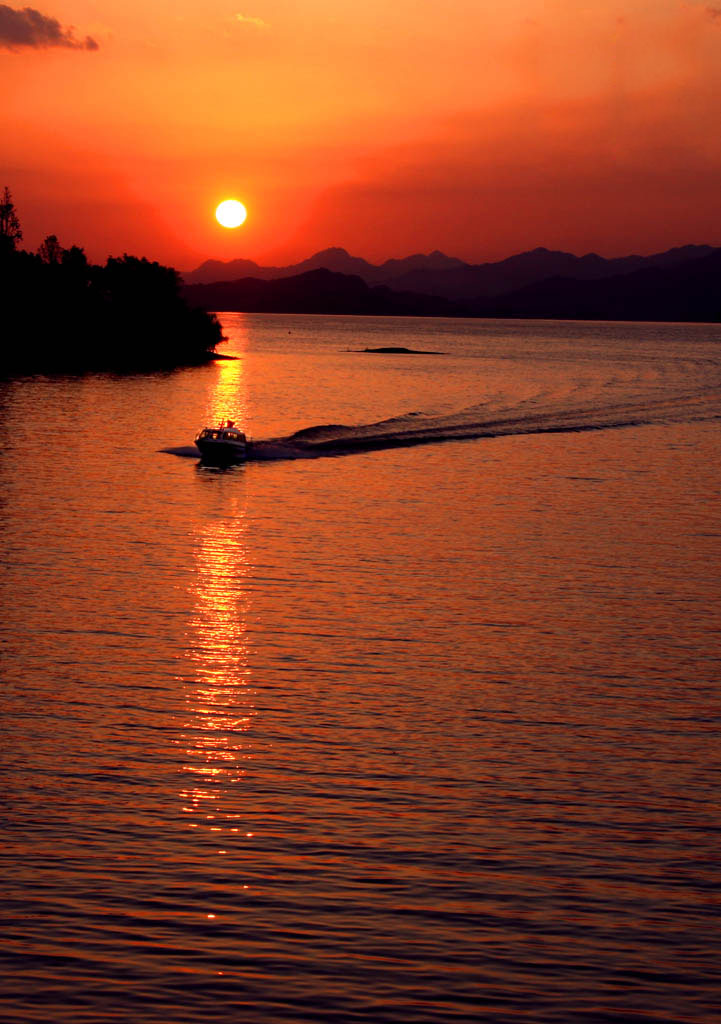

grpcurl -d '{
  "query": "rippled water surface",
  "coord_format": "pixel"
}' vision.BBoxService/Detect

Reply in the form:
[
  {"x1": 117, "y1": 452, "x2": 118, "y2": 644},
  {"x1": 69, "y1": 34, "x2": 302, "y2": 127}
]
[{"x1": 2, "y1": 316, "x2": 720, "y2": 1023}]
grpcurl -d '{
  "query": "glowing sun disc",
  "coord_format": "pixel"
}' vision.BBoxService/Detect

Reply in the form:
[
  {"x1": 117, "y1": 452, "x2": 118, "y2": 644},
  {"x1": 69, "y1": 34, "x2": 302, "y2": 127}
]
[{"x1": 215, "y1": 199, "x2": 247, "y2": 228}]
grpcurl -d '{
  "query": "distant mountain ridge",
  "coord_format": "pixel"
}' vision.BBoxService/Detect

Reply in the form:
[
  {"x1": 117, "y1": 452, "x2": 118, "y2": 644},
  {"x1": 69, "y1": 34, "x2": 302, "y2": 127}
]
[
  {"x1": 183, "y1": 247, "x2": 467, "y2": 288},
  {"x1": 183, "y1": 268, "x2": 459, "y2": 318},
  {"x1": 473, "y1": 246, "x2": 721, "y2": 322},
  {"x1": 183, "y1": 245, "x2": 721, "y2": 323},
  {"x1": 183, "y1": 244, "x2": 717, "y2": 303}
]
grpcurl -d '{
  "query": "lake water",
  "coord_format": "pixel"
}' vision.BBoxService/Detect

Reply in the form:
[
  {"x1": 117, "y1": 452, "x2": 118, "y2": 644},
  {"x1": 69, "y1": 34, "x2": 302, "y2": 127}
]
[{"x1": 2, "y1": 315, "x2": 720, "y2": 1023}]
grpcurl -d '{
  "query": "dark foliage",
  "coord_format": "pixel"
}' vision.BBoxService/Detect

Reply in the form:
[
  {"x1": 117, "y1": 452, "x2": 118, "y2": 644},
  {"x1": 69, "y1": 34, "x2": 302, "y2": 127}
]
[
  {"x1": 1, "y1": 192, "x2": 222, "y2": 375},
  {"x1": 0, "y1": 186, "x2": 23, "y2": 254}
]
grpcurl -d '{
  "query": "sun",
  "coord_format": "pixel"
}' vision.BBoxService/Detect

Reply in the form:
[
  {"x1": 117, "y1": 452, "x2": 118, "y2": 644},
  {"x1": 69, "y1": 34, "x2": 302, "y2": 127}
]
[{"x1": 215, "y1": 199, "x2": 247, "y2": 229}]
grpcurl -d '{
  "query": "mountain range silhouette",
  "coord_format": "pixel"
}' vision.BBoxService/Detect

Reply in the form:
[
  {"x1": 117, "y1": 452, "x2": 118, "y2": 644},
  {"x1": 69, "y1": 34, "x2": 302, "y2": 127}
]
[{"x1": 183, "y1": 244, "x2": 721, "y2": 322}]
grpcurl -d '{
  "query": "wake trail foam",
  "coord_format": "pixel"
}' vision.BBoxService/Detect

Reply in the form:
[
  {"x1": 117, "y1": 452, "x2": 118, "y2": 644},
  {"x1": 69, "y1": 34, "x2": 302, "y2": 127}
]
[
  {"x1": 251, "y1": 386, "x2": 721, "y2": 461},
  {"x1": 161, "y1": 382, "x2": 721, "y2": 462}
]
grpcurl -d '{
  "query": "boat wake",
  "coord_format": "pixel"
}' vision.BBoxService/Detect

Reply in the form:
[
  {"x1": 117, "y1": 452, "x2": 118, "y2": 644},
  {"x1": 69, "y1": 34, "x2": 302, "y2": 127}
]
[{"x1": 161, "y1": 381, "x2": 721, "y2": 463}]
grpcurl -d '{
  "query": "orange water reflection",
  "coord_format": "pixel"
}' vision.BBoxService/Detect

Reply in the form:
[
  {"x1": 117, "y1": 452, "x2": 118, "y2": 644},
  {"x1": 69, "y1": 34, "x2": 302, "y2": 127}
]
[
  {"x1": 180, "y1": 499, "x2": 255, "y2": 825},
  {"x1": 180, "y1": 330, "x2": 255, "y2": 826},
  {"x1": 202, "y1": 315, "x2": 250, "y2": 431}
]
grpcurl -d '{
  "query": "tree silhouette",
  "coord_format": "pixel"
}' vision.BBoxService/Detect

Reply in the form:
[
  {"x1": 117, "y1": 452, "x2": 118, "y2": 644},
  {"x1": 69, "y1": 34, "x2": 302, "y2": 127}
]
[
  {"x1": 0, "y1": 189, "x2": 223, "y2": 373},
  {"x1": 38, "y1": 234, "x2": 63, "y2": 264},
  {"x1": 0, "y1": 186, "x2": 23, "y2": 255}
]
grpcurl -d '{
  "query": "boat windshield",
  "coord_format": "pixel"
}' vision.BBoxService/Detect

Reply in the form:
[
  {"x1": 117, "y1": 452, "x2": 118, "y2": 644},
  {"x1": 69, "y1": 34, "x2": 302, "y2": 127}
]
[{"x1": 198, "y1": 427, "x2": 245, "y2": 442}]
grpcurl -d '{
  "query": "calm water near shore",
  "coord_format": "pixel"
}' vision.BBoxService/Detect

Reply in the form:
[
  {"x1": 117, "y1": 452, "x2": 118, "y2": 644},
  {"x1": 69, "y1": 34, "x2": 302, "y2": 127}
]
[{"x1": 2, "y1": 314, "x2": 720, "y2": 1023}]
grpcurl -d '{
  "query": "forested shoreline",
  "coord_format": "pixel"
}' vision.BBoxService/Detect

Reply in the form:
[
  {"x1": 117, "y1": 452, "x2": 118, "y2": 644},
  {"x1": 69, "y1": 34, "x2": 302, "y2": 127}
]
[{"x1": 1, "y1": 188, "x2": 222, "y2": 374}]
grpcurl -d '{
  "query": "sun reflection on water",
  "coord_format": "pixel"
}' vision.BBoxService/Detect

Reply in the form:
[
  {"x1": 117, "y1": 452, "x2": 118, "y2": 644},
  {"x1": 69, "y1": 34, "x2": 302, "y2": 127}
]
[
  {"x1": 181, "y1": 502, "x2": 255, "y2": 824},
  {"x1": 203, "y1": 316, "x2": 250, "y2": 431},
  {"x1": 180, "y1": 326, "x2": 256, "y2": 831}
]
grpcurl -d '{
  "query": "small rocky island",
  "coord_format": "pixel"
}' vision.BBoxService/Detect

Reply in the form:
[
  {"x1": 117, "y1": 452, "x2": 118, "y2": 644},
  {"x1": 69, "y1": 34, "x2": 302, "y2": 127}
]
[
  {"x1": 1, "y1": 187, "x2": 222, "y2": 375},
  {"x1": 361, "y1": 346, "x2": 444, "y2": 354}
]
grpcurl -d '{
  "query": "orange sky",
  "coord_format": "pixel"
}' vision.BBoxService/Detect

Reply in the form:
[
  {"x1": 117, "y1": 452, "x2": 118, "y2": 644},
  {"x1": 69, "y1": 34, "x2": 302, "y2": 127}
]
[{"x1": 4, "y1": 0, "x2": 721, "y2": 269}]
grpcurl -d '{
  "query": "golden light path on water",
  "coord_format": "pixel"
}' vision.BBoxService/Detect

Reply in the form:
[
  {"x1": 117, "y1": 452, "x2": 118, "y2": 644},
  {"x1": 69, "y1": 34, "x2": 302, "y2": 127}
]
[
  {"x1": 203, "y1": 320, "x2": 250, "y2": 429},
  {"x1": 181, "y1": 509, "x2": 255, "y2": 819},
  {"x1": 180, "y1": 341, "x2": 255, "y2": 837}
]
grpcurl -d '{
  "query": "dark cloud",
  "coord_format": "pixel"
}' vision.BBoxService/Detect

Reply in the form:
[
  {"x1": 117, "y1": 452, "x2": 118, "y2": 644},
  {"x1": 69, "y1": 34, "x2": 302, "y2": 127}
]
[
  {"x1": 708, "y1": 7, "x2": 721, "y2": 20},
  {"x1": 0, "y1": 5, "x2": 98, "y2": 50}
]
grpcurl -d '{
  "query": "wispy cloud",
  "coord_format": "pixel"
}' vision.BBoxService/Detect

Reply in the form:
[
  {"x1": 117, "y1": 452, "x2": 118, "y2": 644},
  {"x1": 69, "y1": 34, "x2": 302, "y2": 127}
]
[
  {"x1": 235, "y1": 12, "x2": 269, "y2": 30},
  {"x1": 0, "y1": 4, "x2": 98, "y2": 50},
  {"x1": 707, "y1": 6, "x2": 721, "y2": 20}
]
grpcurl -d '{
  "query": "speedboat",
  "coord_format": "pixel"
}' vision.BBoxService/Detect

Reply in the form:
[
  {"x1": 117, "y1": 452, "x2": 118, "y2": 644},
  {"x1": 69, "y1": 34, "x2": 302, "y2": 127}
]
[{"x1": 195, "y1": 419, "x2": 248, "y2": 463}]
